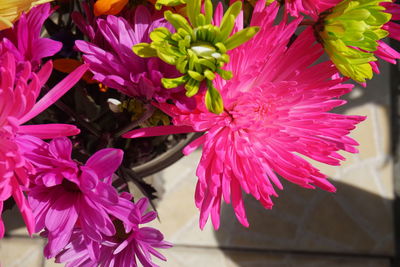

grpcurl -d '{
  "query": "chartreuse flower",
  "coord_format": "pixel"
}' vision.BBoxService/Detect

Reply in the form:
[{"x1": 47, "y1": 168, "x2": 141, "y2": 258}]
[
  {"x1": 316, "y1": 0, "x2": 392, "y2": 83},
  {"x1": 133, "y1": 0, "x2": 259, "y2": 114}
]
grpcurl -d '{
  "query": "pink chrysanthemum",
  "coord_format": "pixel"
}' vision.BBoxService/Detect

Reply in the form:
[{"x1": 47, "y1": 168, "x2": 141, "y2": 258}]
[
  {"x1": 21, "y1": 136, "x2": 134, "y2": 258},
  {"x1": 55, "y1": 197, "x2": 172, "y2": 267},
  {"x1": 282, "y1": 0, "x2": 340, "y2": 18},
  {"x1": 75, "y1": 6, "x2": 194, "y2": 109},
  {"x1": 123, "y1": 1, "x2": 365, "y2": 229},
  {"x1": 372, "y1": 1, "x2": 400, "y2": 73},
  {"x1": 0, "y1": 3, "x2": 62, "y2": 70},
  {"x1": 0, "y1": 48, "x2": 87, "y2": 238}
]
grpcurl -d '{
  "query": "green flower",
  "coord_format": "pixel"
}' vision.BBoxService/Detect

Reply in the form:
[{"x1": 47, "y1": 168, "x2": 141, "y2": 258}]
[
  {"x1": 133, "y1": 0, "x2": 259, "y2": 114},
  {"x1": 316, "y1": 0, "x2": 391, "y2": 83}
]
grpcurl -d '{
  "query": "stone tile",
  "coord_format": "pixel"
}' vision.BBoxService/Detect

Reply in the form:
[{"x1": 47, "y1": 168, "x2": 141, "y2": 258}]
[
  {"x1": 44, "y1": 258, "x2": 63, "y2": 267},
  {"x1": 224, "y1": 251, "x2": 390, "y2": 267},
  {"x1": 0, "y1": 237, "x2": 44, "y2": 267},
  {"x1": 150, "y1": 147, "x2": 395, "y2": 256},
  {"x1": 152, "y1": 246, "x2": 226, "y2": 267},
  {"x1": 153, "y1": 246, "x2": 390, "y2": 267},
  {"x1": 347, "y1": 104, "x2": 380, "y2": 161},
  {"x1": 2, "y1": 204, "x2": 32, "y2": 237}
]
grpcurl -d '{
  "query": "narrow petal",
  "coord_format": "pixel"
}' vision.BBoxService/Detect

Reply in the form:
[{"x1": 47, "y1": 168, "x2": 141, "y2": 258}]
[
  {"x1": 19, "y1": 64, "x2": 89, "y2": 123},
  {"x1": 122, "y1": 125, "x2": 195, "y2": 138}
]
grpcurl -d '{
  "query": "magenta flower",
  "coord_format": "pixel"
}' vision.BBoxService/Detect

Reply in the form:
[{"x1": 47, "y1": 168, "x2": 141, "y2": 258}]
[
  {"x1": 372, "y1": 1, "x2": 400, "y2": 73},
  {"x1": 22, "y1": 136, "x2": 132, "y2": 258},
  {"x1": 75, "y1": 6, "x2": 194, "y2": 109},
  {"x1": 283, "y1": 0, "x2": 340, "y2": 18},
  {"x1": 0, "y1": 3, "x2": 62, "y2": 70},
  {"x1": 123, "y1": 1, "x2": 365, "y2": 229},
  {"x1": 0, "y1": 48, "x2": 88, "y2": 238},
  {"x1": 55, "y1": 197, "x2": 172, "y2": 267}
]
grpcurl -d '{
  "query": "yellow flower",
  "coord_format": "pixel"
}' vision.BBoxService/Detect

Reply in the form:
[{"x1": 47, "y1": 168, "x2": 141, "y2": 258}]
[
  {"x1": 0, "y1": 0, "x2": 52, "y2": 30},
  {"x1": 93, "y1": 0, "x2": 128, "y2": 16}
]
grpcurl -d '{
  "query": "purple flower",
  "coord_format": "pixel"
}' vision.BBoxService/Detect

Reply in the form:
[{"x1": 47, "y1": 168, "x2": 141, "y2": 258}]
[
  {"x1": 22, "y1": 137, "x2": 133, "y2": 258},
  {"x1": 75, "y1": 5, "x2": 194, "y2": 110},
  {"x1": 0, "y1": 3, "x2": 62, "y2": 70},
  {"x1": 0, "y1": 46, "x2": 87, "y2": 238},
  {"x1": 55, "y1": 197, "x2": 172, "y2": 267}
]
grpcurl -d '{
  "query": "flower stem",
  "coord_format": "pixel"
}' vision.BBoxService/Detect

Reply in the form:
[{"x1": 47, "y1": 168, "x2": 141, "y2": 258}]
[{"x1": 113, "y1": 104, "x2": 155, "y2": 138}]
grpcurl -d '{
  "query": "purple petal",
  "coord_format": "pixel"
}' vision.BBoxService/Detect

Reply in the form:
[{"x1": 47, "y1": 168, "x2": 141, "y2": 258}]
[{"x1": 85, "y1": 148, "x2": 123, "y2": 180}]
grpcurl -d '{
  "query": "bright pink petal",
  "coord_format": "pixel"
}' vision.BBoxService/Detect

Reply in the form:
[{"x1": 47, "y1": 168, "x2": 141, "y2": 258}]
[
  {"x1": 85, "y1": 148, "x2": 123, "y2": 180},
  {"x1": 18, "y1": 124, "x2": 80, "y2": 138},
  {"x1": 19, "y1": 64, "x2": 89, "y2": 123},
  {"x1": 122, "y1": 125, "x2": 195, "y2": 138}
]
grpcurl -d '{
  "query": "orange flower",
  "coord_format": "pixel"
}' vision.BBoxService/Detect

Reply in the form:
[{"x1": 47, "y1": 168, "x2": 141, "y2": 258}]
[
  {"x1": 54, "y1": 58, "x2": 95, "y2": 84},
  {"x1": 93, "y1": 0, "x2": 128, "y2": 16},
  {"x1": 53, "y1": 58, "x2": 109, "y2": 92}
]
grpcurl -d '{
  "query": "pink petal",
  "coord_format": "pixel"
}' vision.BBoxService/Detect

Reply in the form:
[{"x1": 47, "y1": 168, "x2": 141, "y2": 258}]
[
  {"x1": 85, "y1": 148, "x2": 123, "y2": 180},
  {"x1": 18, "y1": 124, "x2": 80, "y2": 139},
  {"x1": 19, "y1": 64, "x2": 89, "y2": 124},
  {"x1": 122, "y1": 125, "x2": 195, "y2": 138}
]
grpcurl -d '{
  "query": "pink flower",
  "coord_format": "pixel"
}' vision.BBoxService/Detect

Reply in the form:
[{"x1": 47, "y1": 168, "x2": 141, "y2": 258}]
[
  {"x1": 55, "y1": 197, "x2": 172, "y2": 267},
  {"x1": 22, "y1": 136, "x2": 132, "y2": 258},
  {"x1": 75, "y1": 6, "x2": 194, "y2": 110},
  {"x1": 0, "y1": 49, "x2": 88, "y2": 238},
  {"x1": 371, "y1": 1, "x2": 400, "y2": 73},
  {"x1": 0, "y1": 3, "x2": 62, "y2": 70},
  {"x1": 283, "y1": 0, "x2": 340, "y2": 18},
  {"x1": 123, "y1": 1, "x2": 365, "y2": 229}
]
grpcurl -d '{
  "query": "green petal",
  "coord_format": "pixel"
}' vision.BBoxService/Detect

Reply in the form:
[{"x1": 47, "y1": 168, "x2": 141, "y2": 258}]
[
  {"x1": 188, "y1": 70, "x2": 205, "y2": 81},
  {"x1": 132, "y1": 43, "x2": 157, "y2": 58},
  {"x1": 165, "y1": 11, "x2": 193, "y2": 33},
  {"x1": 204, "y1": 0, "x2": 213, "y2": 25},
  {"x1": 186, "y1": 0, "x2": 201, "y2": 27},
  {"x1": 224, "y1": 26, "x2": 260, "y2": 50},
  {"x1": 150, "y1": 27, "x2": 172, "y2": 42},
  {"x1": 185, "y1": 78, "x2": 200, "y2": 97},
  {"x1": 162, "y1": 75, "x2": 188, "y2": 88},
  {"x1": 205, "y1": 81, "x2": 224, "y2": 114},
  {"x1": 155, "y1": 0, "x2": 186, "y2": 9}
]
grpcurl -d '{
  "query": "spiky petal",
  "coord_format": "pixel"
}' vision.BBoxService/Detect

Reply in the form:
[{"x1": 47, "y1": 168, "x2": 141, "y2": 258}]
[{"x1": 124, "y1": 1, "x2": 365, "y2": 229}]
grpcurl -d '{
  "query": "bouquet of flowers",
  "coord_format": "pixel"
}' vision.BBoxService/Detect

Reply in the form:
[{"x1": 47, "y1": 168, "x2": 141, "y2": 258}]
[{"x1": 0, "y1": 0, "x2": 399, "y2": 265}]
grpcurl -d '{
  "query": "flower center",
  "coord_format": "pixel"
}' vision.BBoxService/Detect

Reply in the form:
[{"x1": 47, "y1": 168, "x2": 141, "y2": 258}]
[
  {"x1": 61, "y1": 179, "x2": 81, "y2": 192},
  {"x1": 113, "y1": 219, "x2": 131, "y2": 241},
  {"x1": 189, "y1": 42, "x2": 221, "y2": 59}
]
